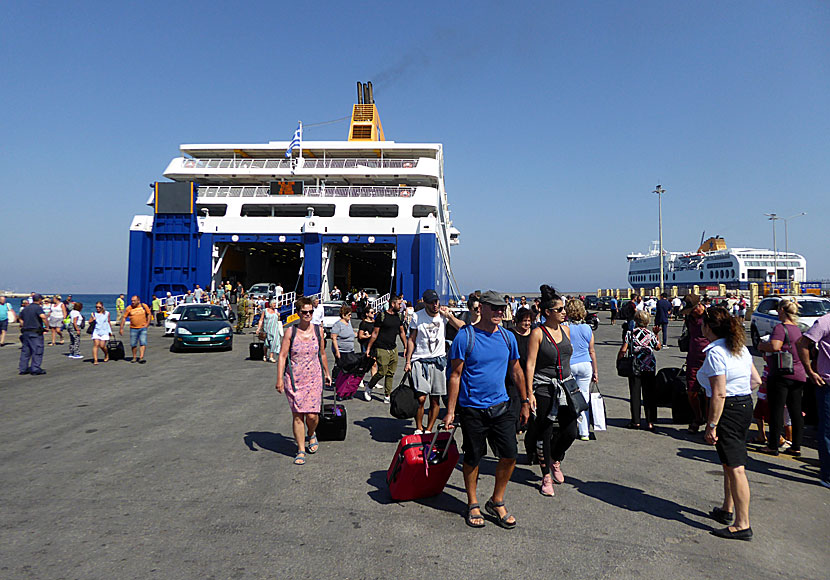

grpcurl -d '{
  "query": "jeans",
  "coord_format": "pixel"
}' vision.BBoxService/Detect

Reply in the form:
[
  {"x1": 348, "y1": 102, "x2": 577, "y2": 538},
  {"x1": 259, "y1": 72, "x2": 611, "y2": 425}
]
[
  {"x1": 816, "y1": 385, "x2": 830, "y2": 481},
  {"x1": 19, "y1": 331, "x2": 44, "y2": 373},
  {"x1": 130, "y1": 327, "x2": 148, "y2": 348},
  {"x1": 571, "y1": 361, "x2": 593, "y2": 437},
  {"x1": 656, "y1": 323, "x2": 668, "y2": 345}
]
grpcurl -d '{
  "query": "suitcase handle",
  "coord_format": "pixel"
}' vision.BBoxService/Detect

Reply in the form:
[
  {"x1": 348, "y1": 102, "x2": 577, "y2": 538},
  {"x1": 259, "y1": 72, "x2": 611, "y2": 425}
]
[{"x1": 424, "y1": 422, "x2": 459, "y2": 466}]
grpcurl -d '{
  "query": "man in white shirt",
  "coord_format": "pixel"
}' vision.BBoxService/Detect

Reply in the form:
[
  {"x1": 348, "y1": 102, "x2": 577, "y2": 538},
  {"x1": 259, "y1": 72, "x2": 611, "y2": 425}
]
[
  {"x1": 404, "y1": 289, "x2": 459, "y2": 433},
  {"x1": 311, "y1": 297, "x2": 325, "y2": 326},
  {"x1": 193, "y1": 285, "x2": 204, "y2": 302},
  {"x1": 672, "y1": 296, "x2": 683, "y2": 319},
  {"x1": 274, "y1": 283, "x2": 283, "y2": 298}
]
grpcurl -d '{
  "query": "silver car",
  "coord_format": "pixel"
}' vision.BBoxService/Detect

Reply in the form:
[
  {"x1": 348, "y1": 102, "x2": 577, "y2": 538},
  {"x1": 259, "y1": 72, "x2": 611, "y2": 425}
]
[{"x1": 750, "y1": 295, "x2": 830, "y2": 347}]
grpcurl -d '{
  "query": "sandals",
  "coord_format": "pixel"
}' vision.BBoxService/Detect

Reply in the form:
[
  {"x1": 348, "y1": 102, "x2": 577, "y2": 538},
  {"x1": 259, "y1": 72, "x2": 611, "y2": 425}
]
[
  {"x1": 485, "y1": 498, "x2": 516, "y2": 529},
  {"x1": 465, "y1": 503, "x2": 485, "y2": 528},
  {"x1": 306, "y1": 435, "x2": 319, "y2": 454},
  {"x1": 293, "y1": 452, "x2": 306, "y2": 465}
]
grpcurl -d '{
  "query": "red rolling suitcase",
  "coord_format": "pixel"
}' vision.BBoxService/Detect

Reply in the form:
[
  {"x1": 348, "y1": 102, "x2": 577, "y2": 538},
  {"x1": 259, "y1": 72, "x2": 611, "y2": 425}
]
[{"x1": 386, "y1": 427, "x2": 460, "y2": 501}]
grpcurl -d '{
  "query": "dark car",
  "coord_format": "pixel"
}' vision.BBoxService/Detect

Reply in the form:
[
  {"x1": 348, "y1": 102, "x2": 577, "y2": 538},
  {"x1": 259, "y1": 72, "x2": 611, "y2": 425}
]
[
  {"x1": 172, "y1": 304, "x2": 233, "y2": 352},
  {"x1": 597, "y1": 296, "x2": 616, "y2": 311},
  {"x1": 583, "y1": 296, "x2": 600, "y2": 310}
]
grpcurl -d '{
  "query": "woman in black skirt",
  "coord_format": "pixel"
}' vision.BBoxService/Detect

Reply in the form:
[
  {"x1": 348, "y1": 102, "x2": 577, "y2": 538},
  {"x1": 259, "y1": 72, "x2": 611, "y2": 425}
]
[{"x1": 697, "y1": 306, "x2": 761, "y2": 540}]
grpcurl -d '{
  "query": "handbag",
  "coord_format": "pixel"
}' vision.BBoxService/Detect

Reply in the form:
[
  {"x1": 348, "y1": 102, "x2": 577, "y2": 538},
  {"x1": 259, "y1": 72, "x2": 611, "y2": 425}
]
[
  {"x1": 86, "y1": 318, "x2": 96, "y2": 335},
  {"x1": 390, "y1": 371, "x2": 421, "y2": 419},
  {"x1": 678, "y1": 321, "x2": 690, "y2": 353},
  {"x1": 769, "y1": 325, "x2": 794, "y2": 376},
  {"x1": 538, "y1": 326, "x2": 589, "y2": 414},
  {"x1": 616, "y1": 331, "x2": 635, "y2": 377}
]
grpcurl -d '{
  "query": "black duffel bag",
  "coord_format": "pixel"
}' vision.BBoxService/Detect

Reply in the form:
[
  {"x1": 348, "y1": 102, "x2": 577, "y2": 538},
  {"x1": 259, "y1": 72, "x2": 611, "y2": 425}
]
[{"x1": 390, "y1": 371, "x2": 420, "y2": 419}]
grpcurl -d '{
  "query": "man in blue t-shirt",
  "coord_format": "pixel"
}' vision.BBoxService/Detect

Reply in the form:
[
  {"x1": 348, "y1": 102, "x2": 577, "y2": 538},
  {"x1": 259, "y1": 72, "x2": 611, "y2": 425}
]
[
  {"x1": 609, "y1": 297, "x2": 619, "y2": 325},
  {"x1": 444, "y1": 290, "x2": 530, "y2": 529},
  {"x1": 19, "y1": 293, "x2": 48, "y2": 375}
]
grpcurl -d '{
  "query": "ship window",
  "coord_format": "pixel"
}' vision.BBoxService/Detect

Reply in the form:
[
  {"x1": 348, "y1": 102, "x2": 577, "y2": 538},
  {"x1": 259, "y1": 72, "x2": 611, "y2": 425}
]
[
  {"x1": 349, "y1": 204, "x2": 399, "y2": 218},
  {"x1": 196, "y1": 204, "x2": 227, "y2": 217},
  {"x1": 709, "y1": 271, "x2": 713, "y2": 279},
  {"x1": 413, "y1": 204, "x2": 437, "y2": 218},
  {"x1": 241, "y1": 204, "x2": 335, "y2": 217},
  {"x1": 700, "y1": 272, "x2": 703, "y2": 280}
]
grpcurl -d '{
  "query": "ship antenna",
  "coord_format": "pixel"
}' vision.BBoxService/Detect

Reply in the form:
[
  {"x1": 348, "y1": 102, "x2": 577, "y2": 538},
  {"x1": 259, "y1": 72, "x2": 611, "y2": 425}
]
[{"x1": 700, "y1": 230, "x2": 705, "y2": 246}]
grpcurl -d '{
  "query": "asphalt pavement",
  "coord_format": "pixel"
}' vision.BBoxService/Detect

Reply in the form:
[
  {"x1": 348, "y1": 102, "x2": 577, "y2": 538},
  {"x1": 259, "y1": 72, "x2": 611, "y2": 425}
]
[{"x1": 1, "y1": 318, "x2": 828, "y2": 579}]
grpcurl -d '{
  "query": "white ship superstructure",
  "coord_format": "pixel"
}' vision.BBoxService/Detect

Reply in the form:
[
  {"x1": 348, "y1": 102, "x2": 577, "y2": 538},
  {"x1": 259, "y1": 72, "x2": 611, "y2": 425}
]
[{"x1": 627, "y1": 237, "x2": 807, "y2": 289}]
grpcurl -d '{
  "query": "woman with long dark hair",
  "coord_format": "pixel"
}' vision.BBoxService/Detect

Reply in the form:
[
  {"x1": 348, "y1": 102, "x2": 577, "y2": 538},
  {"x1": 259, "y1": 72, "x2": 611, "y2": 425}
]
[
  {"x1": 525, "y1": 285, "x2": 578, "y2": 497},
  {"x1": 698, "y1": 306, "x2": 761, "y2": 540}
]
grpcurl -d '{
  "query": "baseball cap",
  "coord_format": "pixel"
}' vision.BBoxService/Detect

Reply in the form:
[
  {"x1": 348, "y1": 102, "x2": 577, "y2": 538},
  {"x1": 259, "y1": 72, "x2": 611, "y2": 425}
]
[
  {"x1": 32, "y1": 293, "x2": 44, "y2": 302},
  {"x1": 422, "y1": 289, "x2": 440, "y2": 303},
  {"x1": 479, "y1": 290, "x2": 507, "y2": 307}
]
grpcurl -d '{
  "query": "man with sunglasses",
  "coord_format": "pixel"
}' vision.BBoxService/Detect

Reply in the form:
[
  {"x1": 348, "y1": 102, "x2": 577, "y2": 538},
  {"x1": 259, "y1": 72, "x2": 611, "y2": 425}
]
[
  {"x1": 403, "y1": 289, "x2": 460, "y2": 433},
  {"x1": 365, "y1": 295, "x2": 408, "y2": 403},
  {"x1": 444, "y1": 291, "x2": 530, "y2": 529}
]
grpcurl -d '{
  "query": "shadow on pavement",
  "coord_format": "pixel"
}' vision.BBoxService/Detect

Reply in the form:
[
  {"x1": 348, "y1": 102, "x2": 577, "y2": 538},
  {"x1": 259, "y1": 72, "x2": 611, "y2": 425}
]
[
  {"x1": 242, "y1": 431, "x2": 297, "y2": 457},
  {"x1": 354, "y1": 416, "x2": 412, "y2": 443},
  {"x1": 677, "y1": 447, "x2": 819, "y2": 486},
  {"x1": 366, "y1": 469, "x2": 468, "y2": 516},
  {"x1": 568, "y1": 477, "x2": 711, "y2": 530}
]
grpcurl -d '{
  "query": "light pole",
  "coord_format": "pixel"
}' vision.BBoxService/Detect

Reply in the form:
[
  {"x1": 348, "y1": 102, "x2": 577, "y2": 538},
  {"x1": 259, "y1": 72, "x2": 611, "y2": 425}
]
[
  {"x1": 764, "y1": 213, "x2": 779, "y2": 285},
  {"x1": 653, "y1": 184, "x2": 666, "y2": 293},
  {"x1": 783, "y1": 212, "x2": 807, "y2": 285}
]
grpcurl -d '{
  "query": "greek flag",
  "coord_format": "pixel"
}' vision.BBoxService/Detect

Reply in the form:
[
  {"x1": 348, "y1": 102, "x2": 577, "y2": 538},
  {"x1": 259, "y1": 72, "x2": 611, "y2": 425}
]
[{"x1": 285, "y1": 122, "x2": 302, "y2": 158}]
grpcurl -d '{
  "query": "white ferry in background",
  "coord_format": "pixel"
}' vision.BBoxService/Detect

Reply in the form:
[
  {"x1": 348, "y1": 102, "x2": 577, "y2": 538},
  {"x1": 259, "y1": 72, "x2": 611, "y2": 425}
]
[
  {"x1": 128, "y1": 82, "x2": 461, "y2": 311},
  {"x1": 626, "y1": 236, "x2": 807, "y2": 290}
]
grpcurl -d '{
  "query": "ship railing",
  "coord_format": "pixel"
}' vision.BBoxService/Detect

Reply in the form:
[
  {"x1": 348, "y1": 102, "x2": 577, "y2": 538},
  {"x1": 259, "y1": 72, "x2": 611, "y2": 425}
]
[
  {"x1": 180, "y1": 157, "x2": 419, "y2": 170},
  {"x1": 197, "y1": 185, "x2": 417, "y2": 198},
  {"x1": 369, "y1": 293, "x2": 390, "y2": 312}
]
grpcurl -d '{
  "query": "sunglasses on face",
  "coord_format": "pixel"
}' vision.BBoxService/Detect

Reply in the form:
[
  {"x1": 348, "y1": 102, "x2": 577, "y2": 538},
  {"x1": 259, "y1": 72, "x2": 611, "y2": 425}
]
[
  {"x1": 488, "y1": 306, "x2": 506, "y2": 314},
  {"x1": 550, "y1": 306, "x2": 566, "y2": 313},
  {"x1": 300, "y1": 310, "x2": 313, "y2": 315}
]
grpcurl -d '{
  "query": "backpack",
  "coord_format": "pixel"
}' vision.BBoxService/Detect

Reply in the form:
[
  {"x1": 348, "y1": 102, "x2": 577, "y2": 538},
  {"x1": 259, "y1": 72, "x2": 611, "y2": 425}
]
[{"x1": 376, "y1": 309, "x2": 405, "y2": 327}]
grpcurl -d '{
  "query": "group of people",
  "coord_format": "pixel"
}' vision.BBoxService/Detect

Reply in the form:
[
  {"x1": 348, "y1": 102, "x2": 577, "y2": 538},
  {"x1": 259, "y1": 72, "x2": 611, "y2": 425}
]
[{"x1": 10, "y1": 293, "x2": 155, "y2": 374}]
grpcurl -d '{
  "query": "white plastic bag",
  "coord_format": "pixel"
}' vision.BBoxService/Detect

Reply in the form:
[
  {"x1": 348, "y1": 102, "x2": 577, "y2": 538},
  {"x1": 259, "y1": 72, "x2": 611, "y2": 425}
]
[{"x1": 590, "y1": 391, "x2": 607, "y2": 431}]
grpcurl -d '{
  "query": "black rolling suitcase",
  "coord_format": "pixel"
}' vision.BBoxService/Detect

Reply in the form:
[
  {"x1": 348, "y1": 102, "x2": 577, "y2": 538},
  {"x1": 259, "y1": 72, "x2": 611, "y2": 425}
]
[
  {"x1": 249, "y1": 341, "x2": 264, "y2": 361},
  {"x1": 656, "y1": 367, "x2": 684, "y2": 407},
  {"x1": 671, "y1": 369, "x2": 694, "y2": 424},
  {"x1": 107, "y1": 340, "x2": 125, "y2": 361},
  {"x1": 317, "y1": 390, "x2": 347, "y2": 441}
]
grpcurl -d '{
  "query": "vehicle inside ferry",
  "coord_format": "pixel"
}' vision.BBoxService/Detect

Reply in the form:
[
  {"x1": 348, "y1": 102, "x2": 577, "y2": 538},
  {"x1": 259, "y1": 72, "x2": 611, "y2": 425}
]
[
  {"x1": 216, "y1": 242, "x2": 303, "y2": 295},
  {"x1": 325, "y1": 243, "x2": 395, "y2": 296}
]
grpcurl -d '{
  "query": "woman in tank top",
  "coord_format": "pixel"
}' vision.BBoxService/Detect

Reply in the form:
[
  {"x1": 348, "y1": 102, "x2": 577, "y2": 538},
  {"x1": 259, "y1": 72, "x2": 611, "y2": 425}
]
[
  {"x1": 90, "y1": 301, "x2": 113, "y2": 365},
  {"x1": 525, "y1": 285, "x2": 579, "y2": 497}
]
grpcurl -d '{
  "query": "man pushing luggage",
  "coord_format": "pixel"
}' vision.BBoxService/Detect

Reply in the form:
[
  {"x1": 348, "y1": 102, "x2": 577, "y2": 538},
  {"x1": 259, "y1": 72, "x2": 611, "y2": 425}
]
[{"x1": 443, "y1": 291, "x2": 530, "y2": 529}]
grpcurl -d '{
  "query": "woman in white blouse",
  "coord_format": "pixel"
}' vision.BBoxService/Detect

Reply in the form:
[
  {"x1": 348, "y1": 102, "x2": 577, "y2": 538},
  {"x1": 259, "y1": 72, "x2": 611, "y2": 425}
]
[{"x1": 698, "y1": 306, "x2": 761, "y2": 541}]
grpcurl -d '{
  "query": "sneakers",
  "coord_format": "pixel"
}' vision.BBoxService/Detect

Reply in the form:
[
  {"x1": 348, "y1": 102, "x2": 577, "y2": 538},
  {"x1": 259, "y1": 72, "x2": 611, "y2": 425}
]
[
  {"x1": 69, "y1": 354, "x2": 84, "y2": 359},
  {"x1": 383, "y1": 396, "x2": 391, "y2": 404},
  {"x1": 363, "y1": 389, "x2": 372, "y2": 402},
  {"x1": 820, "y1": 478, "x2": 830, "y2": 489},
  {"x1": 414, "y1": 429, "x2": 424, "y2": 435},
  {"x1": 579, "y1": 435, "x2": 590, "y2": 441},
  {"x1": 540, "y1": 474, "x2": 555, "y2": 496},
  {"x1": 551, "y1": 461, "x2": 564, "y2": 484}
]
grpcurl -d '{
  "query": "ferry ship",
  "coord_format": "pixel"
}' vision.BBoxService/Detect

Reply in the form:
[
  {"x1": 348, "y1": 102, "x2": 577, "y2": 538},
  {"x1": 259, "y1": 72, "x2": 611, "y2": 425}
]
[
  {"x1": 127, "y1": 83, "x2": 461, "y2": 308},
  {"x1": 626, "y1": 236, "x2": 807, "y2": 290}
]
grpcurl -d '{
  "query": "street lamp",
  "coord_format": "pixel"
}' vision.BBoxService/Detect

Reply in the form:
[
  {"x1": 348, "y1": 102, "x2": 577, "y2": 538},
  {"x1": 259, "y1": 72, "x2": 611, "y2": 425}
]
[
  {"x1": 653, "y1": 184, "x2": 666, "y2": 292},
  {"x1": 764, "y1": 213, "x2": 779, "y2": 284},
  {"x1": 783, "y1": 212, "x2": 807, "y2": 284}
]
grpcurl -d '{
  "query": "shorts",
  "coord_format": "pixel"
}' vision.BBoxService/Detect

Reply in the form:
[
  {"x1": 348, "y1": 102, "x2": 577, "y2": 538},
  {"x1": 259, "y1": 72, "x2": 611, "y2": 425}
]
[
  {"x1": 411, "y1": 359, "x2": 447, "y2": 396},
  {"x1": 130, "y1": 327, "x2": 148, "y2": 348},
  {"x1": 0, "y1": 319, "x2": 7, "y2": 332},
  {"x1": 715, "y1": 395, "x2": 753, "y2": 467},
  {"x1": 458, "y1": 401, "x2": 518, "y2": 467},
  {"x1": 49, "y1": 318, "x2": 63, "y2": 329}
]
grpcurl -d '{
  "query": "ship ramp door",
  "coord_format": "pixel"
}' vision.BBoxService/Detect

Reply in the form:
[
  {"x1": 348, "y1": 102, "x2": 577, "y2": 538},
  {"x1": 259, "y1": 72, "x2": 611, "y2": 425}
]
[
  {"x1": 323, "y1": 237, "x2": 396, "y2": 297},
  {"x1": 213, "y1": 237, "x2": 303, "y2": 294}
]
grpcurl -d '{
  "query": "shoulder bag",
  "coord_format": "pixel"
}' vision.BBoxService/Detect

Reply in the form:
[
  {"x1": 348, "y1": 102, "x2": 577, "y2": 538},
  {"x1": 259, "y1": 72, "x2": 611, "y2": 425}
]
[
  {"x1": 390, "y1": 371, "x2": 420, "y2": 419},
  {"x1": 769, "y1": 324, "x2": 794, "y2": 376},
  {"x1": 539, "y1": 326, "x2": 589, "y2": 415},
  {"x1": 678, "y1": 319, "x2": 690, "y2": 353},
  {"x1": 616, "y1": 331, "x2": 635, "y2": 377}
]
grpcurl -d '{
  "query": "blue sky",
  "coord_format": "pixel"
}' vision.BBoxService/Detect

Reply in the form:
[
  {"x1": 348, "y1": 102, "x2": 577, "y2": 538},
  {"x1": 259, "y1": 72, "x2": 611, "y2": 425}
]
[{"x1": 2, "y1": 1, "x2": 828, "y2": 293}]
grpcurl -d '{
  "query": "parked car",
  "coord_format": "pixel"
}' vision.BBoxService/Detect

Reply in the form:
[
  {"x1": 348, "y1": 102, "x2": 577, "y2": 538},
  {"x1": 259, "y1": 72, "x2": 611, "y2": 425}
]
[
  {"x1": 750, "y1": 295, "x2": 830, "y2": 348},
  {"x1": 164, "y1": 305, "x2": 186, "y2": 336},
  {"x1": 322, "y1": 302, "x2": 346, "y2": 336},
  {"x1": 583, "y1": 296, "x2": 600, "y2": 310},
  {"x1": 171, "y1": 304, "x2": 234, "y2": 352},
  {"x1": 596, "y1": 296, "x2": 615, "y2": 311},
  {"x1": 363, "y1": 287, "x2": 381, "y2": 302}
]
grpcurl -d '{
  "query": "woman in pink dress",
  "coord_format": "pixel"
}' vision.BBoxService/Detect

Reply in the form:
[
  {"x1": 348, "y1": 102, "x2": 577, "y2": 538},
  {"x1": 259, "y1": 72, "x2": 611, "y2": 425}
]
[{"x1": 276, "y1": 297, "x2": 332, "y2": 465}]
